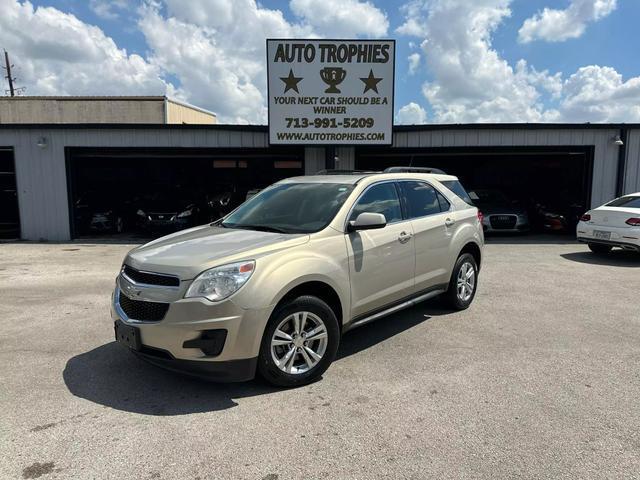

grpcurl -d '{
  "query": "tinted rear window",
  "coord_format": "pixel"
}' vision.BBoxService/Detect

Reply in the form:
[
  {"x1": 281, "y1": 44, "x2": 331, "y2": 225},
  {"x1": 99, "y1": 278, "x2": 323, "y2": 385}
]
[
  {"x1": 441, "y1": 180, "x2": 473, "y2": 205},
  {"x1": 606, "y1": 196, "x2": 640, "y2": 208}
]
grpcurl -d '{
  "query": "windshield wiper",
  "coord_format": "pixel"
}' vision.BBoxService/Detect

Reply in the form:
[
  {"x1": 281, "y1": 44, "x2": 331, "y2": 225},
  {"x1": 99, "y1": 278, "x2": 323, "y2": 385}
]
[{"x1": 222, "y1": 224, "x2": 289, "y2": 234}]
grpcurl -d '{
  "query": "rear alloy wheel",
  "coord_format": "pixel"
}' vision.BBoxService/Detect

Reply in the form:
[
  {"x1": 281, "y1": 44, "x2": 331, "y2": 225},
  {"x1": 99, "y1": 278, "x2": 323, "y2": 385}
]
[
  {"x1": 445, "y1": 253, "x2": 478, "y2": 310},
  {"x1": 258, "y1": 295, "x2": 340, "y2": 387},
  {"x1": 588, "y1": 243, "x2": 612, "y2": 255}
]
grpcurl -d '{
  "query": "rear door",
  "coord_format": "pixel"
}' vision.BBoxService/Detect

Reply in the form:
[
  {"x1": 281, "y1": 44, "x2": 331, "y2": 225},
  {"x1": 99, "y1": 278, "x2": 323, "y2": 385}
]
[
  {"x1": 345, "y1": 182, "x2": 416, "y2": 318},
  {"x1": 398, "y1": 181, "x2": 452, "y2": 291}
]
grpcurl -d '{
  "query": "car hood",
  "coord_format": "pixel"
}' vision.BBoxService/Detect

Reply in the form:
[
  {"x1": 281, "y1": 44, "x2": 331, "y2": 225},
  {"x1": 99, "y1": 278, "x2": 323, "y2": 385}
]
[{"x1": 125, "y1": 225, "x2": 309, "y2": 279}]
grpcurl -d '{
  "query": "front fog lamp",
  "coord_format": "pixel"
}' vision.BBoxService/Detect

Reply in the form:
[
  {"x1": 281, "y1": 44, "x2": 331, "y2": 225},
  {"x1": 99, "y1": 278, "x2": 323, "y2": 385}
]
[{"x1": 185, "y1": 261, "x2": 255, "y2": 302}]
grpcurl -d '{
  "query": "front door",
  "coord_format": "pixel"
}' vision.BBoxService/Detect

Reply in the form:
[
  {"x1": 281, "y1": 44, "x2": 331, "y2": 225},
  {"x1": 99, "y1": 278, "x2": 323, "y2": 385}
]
[{"x1": 345, "y1": 182, "x2": 416, "y2": 318}]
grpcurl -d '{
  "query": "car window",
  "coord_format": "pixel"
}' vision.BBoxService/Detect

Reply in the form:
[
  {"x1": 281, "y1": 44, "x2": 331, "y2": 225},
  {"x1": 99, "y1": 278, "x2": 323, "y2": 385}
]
[
  {"x1": 436, "y1": 191, "x2": 451, "y2": 212},
  {"x1": 606, "y1": 196, "x2": 640, "y2": 208},
  {"x1": 349, "y1": 183, "x2": 402, "y2": 223},
  {"x1": 399, "y1": 181, "x2": 443, "y2": 219},
  {"x1": 441, "y1": 180, "x2": 473, "y2": 205}
]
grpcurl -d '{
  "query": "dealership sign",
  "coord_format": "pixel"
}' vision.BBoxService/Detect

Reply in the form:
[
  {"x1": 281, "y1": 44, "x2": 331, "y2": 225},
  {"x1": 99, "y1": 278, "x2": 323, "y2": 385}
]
[{"x1": 267, "y1": 39, "x2": 395, "y2": 145}]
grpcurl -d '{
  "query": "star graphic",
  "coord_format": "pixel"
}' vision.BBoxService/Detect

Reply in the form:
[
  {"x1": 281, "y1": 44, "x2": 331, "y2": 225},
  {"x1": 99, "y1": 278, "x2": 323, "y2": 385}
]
[
  {"x1": 360, "y1": 69, "x2": 382, "y2": 94},
  {"x1": 280, "y1": 69, "x2": 303, "y2": 94}
]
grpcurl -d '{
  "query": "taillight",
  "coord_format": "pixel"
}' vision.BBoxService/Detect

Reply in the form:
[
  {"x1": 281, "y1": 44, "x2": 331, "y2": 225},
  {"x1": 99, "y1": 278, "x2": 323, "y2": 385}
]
[
  {"x1": 580, "y1": 213, "x2": 591, "y2": 222},
  {"x1": 626, "y1": 218, "x2": 640, "y2": 226},
  {"x1": 477, "y1": 210, "x2": 484, "y2": 223}
]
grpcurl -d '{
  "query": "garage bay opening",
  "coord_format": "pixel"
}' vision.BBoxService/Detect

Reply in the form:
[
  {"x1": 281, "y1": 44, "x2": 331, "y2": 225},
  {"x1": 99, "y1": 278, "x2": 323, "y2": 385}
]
[{"x1": 65, "y1": 147, "x2": 304, "y2": 239}]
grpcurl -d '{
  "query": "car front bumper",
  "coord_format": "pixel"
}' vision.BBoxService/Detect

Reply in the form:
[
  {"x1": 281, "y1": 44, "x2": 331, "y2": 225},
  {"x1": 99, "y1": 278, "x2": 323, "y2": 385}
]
[
  {"x1": 576, "y1": 222, "x2": 640, "y2": 251},
  {"x1": 110, "y1": 278, "x2": 271, "y2": 382}
]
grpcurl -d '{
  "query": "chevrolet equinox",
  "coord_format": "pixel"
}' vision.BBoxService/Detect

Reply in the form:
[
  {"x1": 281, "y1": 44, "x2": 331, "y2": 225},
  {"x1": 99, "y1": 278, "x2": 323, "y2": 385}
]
[{"x1": 112, "y1": 169, "x2": 484, "y2": 386}]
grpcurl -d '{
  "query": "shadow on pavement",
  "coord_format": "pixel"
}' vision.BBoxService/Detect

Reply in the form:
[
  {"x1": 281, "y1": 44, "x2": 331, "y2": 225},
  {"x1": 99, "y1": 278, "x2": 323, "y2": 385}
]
[
  {"x1": 561, "y1": 250, "x2": 640, "y2": 267},
  {"x1": 64, "y1": 300, "x2": 455, "y2": 415}
]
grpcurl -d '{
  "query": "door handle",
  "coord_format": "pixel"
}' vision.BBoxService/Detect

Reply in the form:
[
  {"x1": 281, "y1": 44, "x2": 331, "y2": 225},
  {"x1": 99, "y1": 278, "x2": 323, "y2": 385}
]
[
  {"x1": 398, "y1": 231, "x2": 413, "y2": 243},
  {"x1": 444, "y1": 218, "x2": 456, "y2": 227}
]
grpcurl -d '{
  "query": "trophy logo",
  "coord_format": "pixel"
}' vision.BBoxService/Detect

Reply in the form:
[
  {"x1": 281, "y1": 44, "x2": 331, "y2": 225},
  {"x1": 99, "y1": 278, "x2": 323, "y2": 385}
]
[{"x1": 319, "y1": 67, "x2": 347, "y2": 94}]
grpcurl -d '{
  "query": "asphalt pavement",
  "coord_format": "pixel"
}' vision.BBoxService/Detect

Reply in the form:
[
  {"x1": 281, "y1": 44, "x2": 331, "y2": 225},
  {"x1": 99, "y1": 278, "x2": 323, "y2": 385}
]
[{"x1": 1, "y1": 238, "x2": 639, "y2": 479}]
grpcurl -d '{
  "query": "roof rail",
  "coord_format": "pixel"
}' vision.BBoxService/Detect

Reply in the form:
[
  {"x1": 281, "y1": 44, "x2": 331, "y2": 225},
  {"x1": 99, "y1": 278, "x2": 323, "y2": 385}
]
[
  {"x1": 384, "y1": 166, "x2": 447, "y2": 175},
  {"x1": 315, "y1": 169, "x2": 379, "y2": 175}
]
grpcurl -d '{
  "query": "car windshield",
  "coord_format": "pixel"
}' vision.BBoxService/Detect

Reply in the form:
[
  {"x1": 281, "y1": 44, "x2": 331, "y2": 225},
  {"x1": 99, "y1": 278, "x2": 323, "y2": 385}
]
[
  {"x1": 221, "y1": 182, "x2": 355, "y2": 234},
  {"x1": 606, "y1": 195, "x2": 640, "y2": 208}
]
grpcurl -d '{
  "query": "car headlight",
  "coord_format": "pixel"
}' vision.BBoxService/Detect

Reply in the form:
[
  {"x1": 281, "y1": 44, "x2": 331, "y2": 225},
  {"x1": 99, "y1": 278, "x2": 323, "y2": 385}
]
[
  {"x1": 185, "y1": 261, "x2": 255, "y2": 302},
  {"x1": 136, "y1": 209, "x2": 145, "y2": 217},
  {"x1": 177, "y1": 209, "x2": 192, "y2": 218}
]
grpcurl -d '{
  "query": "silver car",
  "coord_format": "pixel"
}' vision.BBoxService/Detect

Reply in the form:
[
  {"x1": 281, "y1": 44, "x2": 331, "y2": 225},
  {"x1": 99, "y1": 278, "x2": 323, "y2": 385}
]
[
  {"x1": 469, "y1": 189, "x2": 530, "y2": 233},
  {"x1": 112, "y1": 170, "x2": 484, "y2": 386}
]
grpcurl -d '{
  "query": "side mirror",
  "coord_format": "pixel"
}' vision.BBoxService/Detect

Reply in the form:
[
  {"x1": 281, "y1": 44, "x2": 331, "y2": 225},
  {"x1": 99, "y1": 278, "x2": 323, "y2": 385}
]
[{"x1": 347, "y1": 212, "x2": 387, "y2": 232}]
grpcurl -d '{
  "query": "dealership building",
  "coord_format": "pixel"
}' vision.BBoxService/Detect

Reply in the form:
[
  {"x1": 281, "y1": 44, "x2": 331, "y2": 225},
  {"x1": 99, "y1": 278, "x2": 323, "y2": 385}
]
[{"x1": 1, "y1": 97, "x2": 639, "y2": 241}]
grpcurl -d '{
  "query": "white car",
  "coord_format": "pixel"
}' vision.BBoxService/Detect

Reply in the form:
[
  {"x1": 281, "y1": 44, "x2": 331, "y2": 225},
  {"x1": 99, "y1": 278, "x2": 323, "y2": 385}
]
[{"x1": 577, "y1": 193, "x2": 640, "y2": 254}]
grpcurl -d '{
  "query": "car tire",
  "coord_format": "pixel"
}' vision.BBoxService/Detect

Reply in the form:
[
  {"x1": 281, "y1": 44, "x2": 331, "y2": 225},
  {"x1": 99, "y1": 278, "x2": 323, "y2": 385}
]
[
  {"x1": 257, "y1": 295, "x2": 340, "y2": 387},
  {"x1": 588, "y1": 243, "x2": 612, "y2": 254},
  {"x1": 444, "y1": 253, "x2": 479, "y2": 311}
]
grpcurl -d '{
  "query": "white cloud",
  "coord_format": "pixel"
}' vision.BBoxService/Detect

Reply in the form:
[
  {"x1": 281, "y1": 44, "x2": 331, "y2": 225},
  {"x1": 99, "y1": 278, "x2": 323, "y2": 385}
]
[
  {"x1": 560, "y1": 66, "x2": 640, "y2": 122},
  {"x1": 0, "y1": 0, "x2": 171, "y2": 96},
  {"x1": 408, "y1": 52, "x2": 420, "y2": 75},
  {"x1": 396, "y1": 0, "x2": 428, "y2": 37},
  {"x1": 518, "y1": 0, "x2": 617, "y2": 43},
  {"x1": 396, "y1": 102, "x2": 428, "y2": 124},
  {"x1": 400, "y1": 0, "x2": 557, "y2": 123},
  {"x1": 290, "y1": 0, "x2": 389, "y2": 38},
  {"x1": 90, "y1": 0, "x2": 129, "y2": 20},
  {"x1": 396, "y1": 0, "x2": 640, "y2": 123},
  {"x1": 140, "y1": 0, "x2": 316, "y2": 123}
]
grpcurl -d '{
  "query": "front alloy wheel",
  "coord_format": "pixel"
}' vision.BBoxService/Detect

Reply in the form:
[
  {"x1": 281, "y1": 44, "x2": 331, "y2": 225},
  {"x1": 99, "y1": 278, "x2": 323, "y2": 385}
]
[
  {"x1": 258, "y1": 295, "x2": 340, "y2": 387},
  {"x1": 271, "y1": 311, "x2": 328, "y2": 374}
]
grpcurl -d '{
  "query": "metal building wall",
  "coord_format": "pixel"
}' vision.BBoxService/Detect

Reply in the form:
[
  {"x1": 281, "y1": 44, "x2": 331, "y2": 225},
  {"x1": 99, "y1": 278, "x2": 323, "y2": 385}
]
[
  {"x1": 1, "y1": 125, "x2": 634, "y2": 242},
  {"x1": 392, "y1": 127, "x2": 623, "y2": 208},
  {"x1": 0, "y1": 127, "x2": 269, "y2": 241},
  {"x1": 624, "y1": 129, "x2": 640, "y2": 194}
]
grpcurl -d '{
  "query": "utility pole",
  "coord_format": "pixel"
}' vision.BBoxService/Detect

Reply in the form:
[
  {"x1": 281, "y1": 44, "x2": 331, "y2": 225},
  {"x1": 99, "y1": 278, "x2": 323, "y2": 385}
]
[
  {"x1": 3, "y1": 50, "x2": 24, "y2": 97},
  {"x1": 4, "y1": 50, "x2": 15, "y2": 96}
]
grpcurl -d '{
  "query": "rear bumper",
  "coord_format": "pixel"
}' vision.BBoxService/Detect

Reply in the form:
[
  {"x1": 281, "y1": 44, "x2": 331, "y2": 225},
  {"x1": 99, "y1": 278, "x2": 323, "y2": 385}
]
[
  {"x1": 577, "y1": 237, "x2": 640, "y2": 251},
  {"x1": 577, "y1": 222, "x2": 640, "y2": 251}
]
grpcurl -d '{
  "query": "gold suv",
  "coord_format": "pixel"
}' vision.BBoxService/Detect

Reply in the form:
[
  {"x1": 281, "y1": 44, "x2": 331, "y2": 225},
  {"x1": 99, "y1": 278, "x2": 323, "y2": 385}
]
[{"x1": 112, "y1": 169, "x2": 484, "y2": 386}]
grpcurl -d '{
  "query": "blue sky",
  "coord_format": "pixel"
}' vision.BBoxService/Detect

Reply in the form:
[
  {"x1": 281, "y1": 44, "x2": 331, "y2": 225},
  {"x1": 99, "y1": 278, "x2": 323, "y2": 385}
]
[{"x1": 4, "y1": 0, "x2": 640, "y2": 123}]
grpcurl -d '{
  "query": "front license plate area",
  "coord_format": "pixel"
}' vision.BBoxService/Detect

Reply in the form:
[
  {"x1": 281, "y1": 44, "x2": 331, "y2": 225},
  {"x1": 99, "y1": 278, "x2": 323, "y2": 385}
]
[
  {"x1": 114, "y1": 320, "x2": 141, "y2": 351},
  {"x1": 593, "y1": 230, "x2": 611, "y2": 240}
]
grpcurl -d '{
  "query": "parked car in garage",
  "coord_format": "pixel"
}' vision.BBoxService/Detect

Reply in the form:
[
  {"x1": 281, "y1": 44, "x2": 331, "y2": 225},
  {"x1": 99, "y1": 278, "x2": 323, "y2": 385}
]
[
  {"x1": 112, "y1": 169, "x2": 484, "y2": 386},
  {"x1": 134, "y1": 189, "x2": 208, "y2": 233},
  {"x1": 74, "y1": 192, "x2": 133, "y2": 234},
  {"x1": 577, "y1": 193, "x2": 640, "y2": 254},
  {"x1": 469, "y1": 189, "x2": 530, "y2": 233}
]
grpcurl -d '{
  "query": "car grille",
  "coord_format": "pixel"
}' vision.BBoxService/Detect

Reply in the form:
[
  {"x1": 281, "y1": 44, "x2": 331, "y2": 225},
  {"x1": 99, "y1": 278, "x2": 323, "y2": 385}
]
[
  {"x1": 148, "y1": 213, "x2": 177, "y2": 221},
  {"x1": 118, "y1": 292, "x2": 169, "y2": 322},
  {"x1": 489, "y1": 215, "x2": 517, "y2": 229},
  {"x1": 122, "y1": 265, "x2": 180, "y2": 287}
]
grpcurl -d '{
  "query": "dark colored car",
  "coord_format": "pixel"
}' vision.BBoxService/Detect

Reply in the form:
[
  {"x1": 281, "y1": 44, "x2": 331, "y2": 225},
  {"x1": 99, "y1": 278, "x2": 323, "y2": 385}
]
[
  {"x1": 469, "y1": 189, "x2": 530, "y2": 233},
  {"x1": 74, "y1": 192, "x2": 132, "y2": 234},
  {"x1": 134, "y1": 190, "x2": 204, "y2": 233}
]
